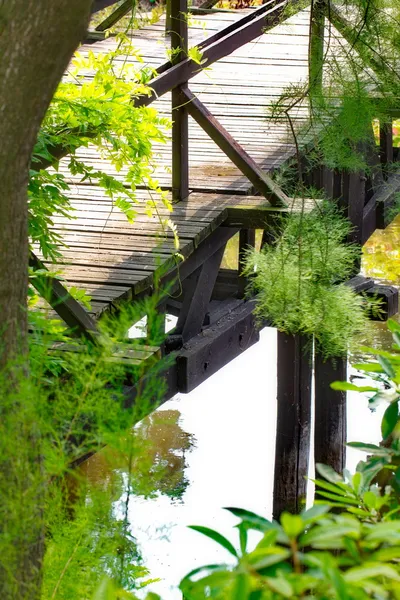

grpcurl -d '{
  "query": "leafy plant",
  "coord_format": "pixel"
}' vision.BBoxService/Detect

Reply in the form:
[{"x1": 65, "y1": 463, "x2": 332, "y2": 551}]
[
  {"x1": 245, "y1": 203, "x2": 372, "y2": 359},
  {"x1": 178, "y1": 323, "x2": 400, "y2": 600}
]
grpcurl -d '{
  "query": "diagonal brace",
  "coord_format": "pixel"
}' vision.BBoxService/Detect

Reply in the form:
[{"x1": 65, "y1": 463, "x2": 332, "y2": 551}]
[
  {"x1": 180, "y1": 87, "x2": 289, "y2": 207},
  {"x1": 175, "y1": 244, "x2": 226, "y2": 342}
]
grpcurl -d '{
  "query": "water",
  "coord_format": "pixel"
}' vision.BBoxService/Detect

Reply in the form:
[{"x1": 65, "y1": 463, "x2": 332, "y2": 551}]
[{"x1": 80, "y1": 216, "x2": 400, "y2": 599}]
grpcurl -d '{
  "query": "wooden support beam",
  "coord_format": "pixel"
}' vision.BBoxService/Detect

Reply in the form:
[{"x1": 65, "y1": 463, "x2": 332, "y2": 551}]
[
  {"x1": 176, "y1": 300, "x2": 259, "y2": 393},
  {"x1": 171, "y1": 0, "x2": 189, "y2": 201},
  {"x1": 181, "y1": 87, "x2": 289, "y2": 206},
  {"x1": 380, "y1": 119, "x2": 394, "y2": 173},
  {"x1": 175, "y1": 245, "x2": 226, "y2": 341},
  {"x1": 238, "y1": 229, "x2": 255, "y2": 298},
  {"x1": 29, "y1": 252, "x2": 98, "y2": 342},
  {"x1": 314, "y1": 353, "x2": 347, "y2": 474},
  {"x1": 273, "y1": 333, "x2": 312, "y2": 519},
  {"x1": 95, "y1": 0, "x2": 133, "y2": 31}
]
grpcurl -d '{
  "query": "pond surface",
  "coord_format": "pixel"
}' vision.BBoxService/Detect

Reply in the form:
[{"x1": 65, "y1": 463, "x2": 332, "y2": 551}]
[{"x1": 81, "y1": 215, "x2": 400, "y2": 599}]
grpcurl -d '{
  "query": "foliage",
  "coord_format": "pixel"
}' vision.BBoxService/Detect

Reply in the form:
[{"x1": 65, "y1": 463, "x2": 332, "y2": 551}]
[
  {"x1": 30, "y1": 34, "x2": 171, "y2": 261},
  {"x1": 245, "y1": 203, "x2": 372, "y2": 359},
  {"x1": 180, "y1": 505, "x2": 400, "y2": 599},
  {"x1": 178, "y1": 324, "x2": 400, "y2": 600},
  {"x1": 0, "y1": 294, "x2": 189, "y2": 600},
  {"x1": 268, "y1": 0, "x2": 400, "y2": 177}
]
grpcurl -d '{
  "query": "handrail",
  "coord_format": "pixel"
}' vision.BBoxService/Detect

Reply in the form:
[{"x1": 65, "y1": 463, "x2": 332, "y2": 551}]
[{"x1": 35, "y1": 0, "x2": 291, "y2": 171}]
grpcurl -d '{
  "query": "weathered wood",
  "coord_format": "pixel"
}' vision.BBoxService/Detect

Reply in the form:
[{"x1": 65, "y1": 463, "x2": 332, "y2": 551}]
[
  {"x1": 138, "y1": 0, "x2": 289, "y2": 105},
  {"x1": 176, "y1": 300, "x2": 259, "y2": 393},
  {"x1": 314, "y1": 353, "x2": 347, "y2": 474},
  {"x1": 181, "y1": 87, "x2": 289, "y2": 206},
  {"x1": 238, "y1": 229, "x2": 255, "y2": 298},
  {"x1": 171, "y1": 0, "x2": 189, "y2": 201},
  {"x1": 273, "y1": 332, "x2": 312, "y2": 519},
  {"x1": 175, "y1": 244, "x2": 226, "y2": 341},
  {"x1": 380, "y1": 119, "x2": 394, "y2": 171},
  {"x1": 95, "y1": 0, "x2": 133, "y2": 31},
  {"x1": 29, "y1": 252, "x2": 98, "y2": 342},
  {"x1": 342, "y1": 171, "x2": 366, "y2": 247}
]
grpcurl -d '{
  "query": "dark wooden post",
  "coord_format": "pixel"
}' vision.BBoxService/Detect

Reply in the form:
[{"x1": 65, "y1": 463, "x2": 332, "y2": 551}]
[
  {"x1": 380, "y1": 118, "x2": 393, "y2": 175},
  {"x1": 309, "y1": 0, "x2": 326, "y2": 99},
  {"x1": 314, "y1": 354, "x2": 347, "y2": 473},
  {"x1": 273, "y1": 333, "x2": 313, "y2": 519},
  {"x1": 238, "y1": 229, "x2": 256, "y2": 298},
  {"x1": 171, "y1": 0, "x2": 189, "y2": 201}
]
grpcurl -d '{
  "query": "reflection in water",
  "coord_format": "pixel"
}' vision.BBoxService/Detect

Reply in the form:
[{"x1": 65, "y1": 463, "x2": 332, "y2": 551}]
[
  {"x1": 80, "y1": 410, "x2": 195, "y2": 502},
  {"x1": 75, "y1": 218, "x2": 400, "y2": 599}
]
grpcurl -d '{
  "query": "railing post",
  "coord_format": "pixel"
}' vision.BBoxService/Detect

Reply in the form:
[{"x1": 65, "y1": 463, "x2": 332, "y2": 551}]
[
  {"x1": 380, "y1": 118, "x2": 393, "y2": 176},
  {"x1": 309, "y1": 0, "x2": 326, "y2": 100},
  {"x1": 171, "y1": 0, "x2": 189, "y2": 201},
  {"x1": 273, "y1": 333, "x2": 313, "y2": 519}
]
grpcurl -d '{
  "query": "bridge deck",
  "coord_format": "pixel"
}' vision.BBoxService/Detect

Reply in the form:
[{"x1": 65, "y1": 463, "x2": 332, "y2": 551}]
[{"x1": 35, "y1": 7, "x2": 336, "y2": 321}]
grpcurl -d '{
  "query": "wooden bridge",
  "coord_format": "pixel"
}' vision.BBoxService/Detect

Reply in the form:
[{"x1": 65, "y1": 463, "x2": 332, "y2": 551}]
[{"x1": 31, "y1": 0, "x2": 400, "y2": 515}]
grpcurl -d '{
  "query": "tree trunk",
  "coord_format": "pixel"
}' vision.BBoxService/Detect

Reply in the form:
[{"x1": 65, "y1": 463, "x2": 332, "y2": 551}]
[{"x1": 0, "y1": 1, "x2": 92, "y2": 597}]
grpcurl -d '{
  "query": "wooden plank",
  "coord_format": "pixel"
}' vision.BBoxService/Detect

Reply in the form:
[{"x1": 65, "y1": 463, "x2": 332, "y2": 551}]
[
  {"x1": 95, "y1": 0, "x2": 133, "y2": 31},
  {"x1": 273, "y1": 332, "x2": 312, "y2": 518}
]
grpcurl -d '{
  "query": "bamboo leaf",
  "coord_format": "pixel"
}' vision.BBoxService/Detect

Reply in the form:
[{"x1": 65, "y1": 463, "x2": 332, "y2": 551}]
[{"x1": 188, "y1": 526, "x2": 238, "y2": 557}]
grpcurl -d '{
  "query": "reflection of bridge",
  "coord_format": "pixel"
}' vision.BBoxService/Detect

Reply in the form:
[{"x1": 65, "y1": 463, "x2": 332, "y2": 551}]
[{"x1": 31, "y1": 0, "x2": 400, "y2": 516}]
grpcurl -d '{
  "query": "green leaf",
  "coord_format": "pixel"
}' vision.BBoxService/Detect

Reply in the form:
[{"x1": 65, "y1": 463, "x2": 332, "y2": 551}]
[
  {"x1": 352, "y1": 362, "x2": 384, "y2": 373},
  {"x1": 300, "y1": 522, "x2": 361, "y2": 546},
  {"x1": 330, "y1": 381, "x2": 378, "y2": 392},
  {"x1": 315, "y1": 463, "x2": 344, "y2": 483},
  {"x1": 381, "y1": 400, "x2": 399, "y2": 440},
  {"x1": 188, "y1": 526, "x2": 238, "y2": 557},
  {"x1": 237, "y1": 522, "x2": 248, "y2": 555},
  {"x1": 265, "y1": 576, "x2": 293, "y2": 597},
  {"x1": 255, "y1": 530, "x2": 278, "y2": 550},
  {"x1": 364, "y1": 521, "x2": 400, "y2": 542},
  {"x1": 232, "y1": 573, "x2": 250, "y2": 600},
  {"x1": 313, "y1": 478, "x2": 350, "y2": 496},
  {"x1": 247, "y1": 547, "x2": 291, "y2": 570},
  {"x1": 362, "y1": 491, "x2": 377, "y2": 510},
  {"x1": 347, "y1": 442, "x2": 394, "y2": 456},
  {"x1": 301, "y1": 503, "x2": 331, "y2": 523},
  {"x1": 93, "y1": 577, "x2": 117, "y2": 600},
  {"x1": 344, "y1": 563, "x2": 400, "y2": 582},
  {"x1": 378, "y1": 355, "x2": 397, "y2": 379},
  {"x1": 224, "y1": 507, "x2": 271, "y2": 532},
  {"x1": 387, "y1": 318, "x2": 400, "y2": 334},
  {"x1": 180, "y1": 564, "x2": 229, "y2": 582},
  {"x1": 280, "y1": 513, "x2": 304, "y2": 538}
]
